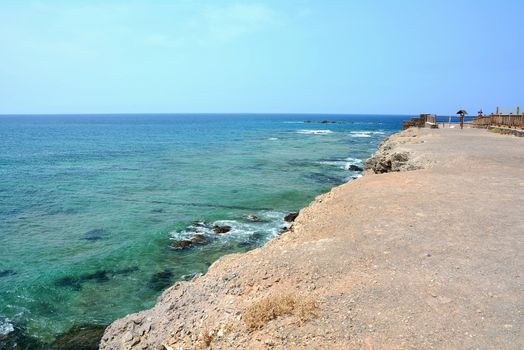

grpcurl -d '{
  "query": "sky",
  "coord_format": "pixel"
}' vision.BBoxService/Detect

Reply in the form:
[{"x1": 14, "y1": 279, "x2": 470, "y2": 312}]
[{"x1": 0, "y1": 0, "x2": 522, "y2": 115}]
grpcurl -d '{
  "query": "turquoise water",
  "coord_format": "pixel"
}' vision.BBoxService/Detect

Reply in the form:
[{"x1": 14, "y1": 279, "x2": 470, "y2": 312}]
[{"x1": 0, "y1": 114, "x2": 403, "y2": 347}]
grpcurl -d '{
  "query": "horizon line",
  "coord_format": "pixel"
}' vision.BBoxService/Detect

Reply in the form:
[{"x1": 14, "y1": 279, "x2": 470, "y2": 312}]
[{"x1": 0, "y1": 112, "x2": 421, "y2": 117}]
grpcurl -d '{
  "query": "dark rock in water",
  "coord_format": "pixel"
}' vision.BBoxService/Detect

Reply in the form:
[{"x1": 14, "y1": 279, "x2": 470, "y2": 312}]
[
  {"x1": 284, "y1": 212, "x2": 299, "y2": 222},
  {"x1": 52, "y1": 324, "x2": 106, "y2": 350},
  {"x1": 190, "y1": 234, "x2": 207, "y2": 245},
  {"x1": 150, "y1": 208, "x2": 164, "y2": 213},
  {"x1": 55, "y1": 276, "x2": 83, "y2": 290},
  {"x1": 306, "y1": 172, "x2": 344, "y2": 185},
  {"x1": 347, "y1": 164, "x2": 364, "y2": 172},
  {"x1": 171, "y1": 240, "x2": 193, "y2": 249},
  {"x1": 83, "y1": 228, "x2": 107, "y2": 241},
  {"x1": 148, "y1": 270, "x2": 173, "y2": 291},
  {"x1": 280, "y1": 226, "x2": 289, "y2": 233},
  {"x1": 213, "y1": 225, "x2": 232, "y2": 234},
  {"x1": 55, "y1": 270, "x2": 110, "y2": 290},
  {"x1": 246, "y1": 215, "x2": 260, "y2": 222},
  {"x1": 113, "y1": 266, "x2": 139, "y2": 275},
  {"x1": 83, "y1": 270, "x2": 110, "y2": 283},
  {"x1": 0, "y1": 269, "x2": 16, "y2": 278}
]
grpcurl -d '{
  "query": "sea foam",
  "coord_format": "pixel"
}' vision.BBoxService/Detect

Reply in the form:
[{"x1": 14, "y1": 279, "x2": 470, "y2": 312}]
[
  {"x1": 296, "y1": 129, "x2": 333, "y2": 135},
  {"x1": 0, "y1": 318, "x2": 14, "y2": 336}
]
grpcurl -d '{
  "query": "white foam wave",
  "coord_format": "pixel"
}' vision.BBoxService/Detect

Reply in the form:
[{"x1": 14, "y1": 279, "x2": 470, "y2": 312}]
[
  {"x1": 0, "y1": 318, "x2": 14, "y2": 336},
  {"x1": 317, "y1": 160, "x2": 346, "y2": 170},
  {"x1": 169, "y1": 211, "x2": 290, "y2": 243},
  {"x1": 344, "y1": 157, "x2": 364, "y2": 170},
  {"x1": 268, "y1": 137, "x2": 279, "y2": 141},
  {"x1": 349, "y1": 131, "x2": 372, "y2": 138},
  {"x1": 317, "y1": 157, "x2": 364, "y2": 170},
  {"x1": 296, "y1": 129, "x2": 333, "y2": 135},
  {"x1": 345, "y1": 157, "x2": 363, "y2": 164}
]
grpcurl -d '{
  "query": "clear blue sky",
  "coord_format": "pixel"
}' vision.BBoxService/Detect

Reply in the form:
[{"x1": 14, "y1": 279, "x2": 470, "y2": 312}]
[{"x1": 1, "y1": 0, "x2": 522, "y2": 115}]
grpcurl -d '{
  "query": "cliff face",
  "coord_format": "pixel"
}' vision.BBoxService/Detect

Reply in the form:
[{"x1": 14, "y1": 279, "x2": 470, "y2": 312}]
[{"x1": 101, "y1": 128, "x2": 524, "y2": 350}]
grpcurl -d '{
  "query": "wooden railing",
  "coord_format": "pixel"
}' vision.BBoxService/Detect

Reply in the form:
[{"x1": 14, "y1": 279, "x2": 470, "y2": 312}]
[{"x1": 472, "y1": 115, "x2": 524, "y2": 129}]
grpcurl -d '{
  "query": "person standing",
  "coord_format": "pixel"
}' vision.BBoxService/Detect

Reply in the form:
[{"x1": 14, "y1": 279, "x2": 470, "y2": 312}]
[{"x1": 457, "y1": 109, "x2": 467, "y2": 129}]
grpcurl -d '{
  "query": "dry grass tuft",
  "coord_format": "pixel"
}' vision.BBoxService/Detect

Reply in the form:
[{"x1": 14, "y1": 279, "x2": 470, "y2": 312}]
[
  {"x1": 197, "y1": 328, "x2": 214, "y2": 349},
  {"x1": 243, "y1": 292, "x2": 318, "y2": 330}
]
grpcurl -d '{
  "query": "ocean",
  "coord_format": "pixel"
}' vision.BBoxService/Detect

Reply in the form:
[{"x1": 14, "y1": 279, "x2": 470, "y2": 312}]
[{"x1": 0, "y1": 114, "x2": 403, "y2": 348}]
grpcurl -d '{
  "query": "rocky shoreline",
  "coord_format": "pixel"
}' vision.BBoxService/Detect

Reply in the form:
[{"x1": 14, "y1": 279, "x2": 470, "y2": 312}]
[
  {"x1": 99, "y1": 129, "x2": 422, "y2": 350},
  {"x1": 100, "y1": 127, "x2": 523, "y2": 349}
]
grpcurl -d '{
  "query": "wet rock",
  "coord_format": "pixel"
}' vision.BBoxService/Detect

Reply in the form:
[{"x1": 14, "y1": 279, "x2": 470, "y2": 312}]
[
  {"x1": 52, "y1": 324, "x2": 106, "y2": 350},
  {"x1": 148, "y1": 270, "x2": 173, "y2": 291},
  {"x1": 83, "y1": 228, "x2": 107, "y2": 241},
  {"x1": 246, "y1": 215, "x2": 260, "y2": 222},
  {"x1": 213, "y1": 225, "x2": 232, "y2": 234},
  {"x1": 284, "y1": 212, "x2": 299, "y2": 222},
  {"x1": 0, "y1": 270, "x2": 16, "y2": 278},
  {"x1": 170, "y1": 240, "x2": 193, "y2": 249},
  {"x1": 347, "y1": 164, "x2": 364, "y2": 172},
  {"x1": 190, "y1": 234, "x2": 207, "y2": 244}
]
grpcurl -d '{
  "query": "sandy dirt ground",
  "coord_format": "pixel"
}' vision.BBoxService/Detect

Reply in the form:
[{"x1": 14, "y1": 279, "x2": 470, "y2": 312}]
[{"x1": 101, "y1": 128, "x2": 524, "y2": 350}]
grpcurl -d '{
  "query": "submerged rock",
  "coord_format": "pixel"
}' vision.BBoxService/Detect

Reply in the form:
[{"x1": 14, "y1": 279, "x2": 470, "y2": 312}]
[
  {"x1": 148, "y1": 270, "x2": 173, "y2": 291},
  {"x1": 307, "y1": 172, "x2": 344, "y2": 184},
  {"x1": 190, "y1": 234, "x2": 207, "y2": 244},
  {"x1": 213, "y1": 225, "x2": 232, "y2": 234},
  {"x1": 83, "y1": 228, "x2": 107, "y2": 241},
  {"x1": 54, "y1": 268, "x2": 137, "y2": 290},
  {"x1": 52, "y1": 324, "x2": 106, "y2": 350},
  {"x1": 284, "y1": 212, "x2": 299, "y2": 222},
  {"x1": 0, "y1": 270, "x2": 16, "y2": 278},
  {"x1": 113, "y1": 266, "x2": 139, "y2": 276},
  {"x1": 170, "y1": 240, "x2": 193, "y2": 249}
]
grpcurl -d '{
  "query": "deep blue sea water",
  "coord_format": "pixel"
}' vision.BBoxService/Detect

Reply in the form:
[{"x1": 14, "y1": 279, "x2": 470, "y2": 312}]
[{"x1": 0, "y1": 114, "x2": 403, "y2": 347}]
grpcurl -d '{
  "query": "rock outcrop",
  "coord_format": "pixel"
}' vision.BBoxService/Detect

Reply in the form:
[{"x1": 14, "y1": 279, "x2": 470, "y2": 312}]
[{"x1": 364, "y1": 129, "x2": 423, "y2": 173}]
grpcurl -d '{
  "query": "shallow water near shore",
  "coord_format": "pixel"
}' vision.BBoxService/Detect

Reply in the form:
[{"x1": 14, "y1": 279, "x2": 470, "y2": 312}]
[{"x1": 0, "y1": 114, "x2": 402, "y2": 347}]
